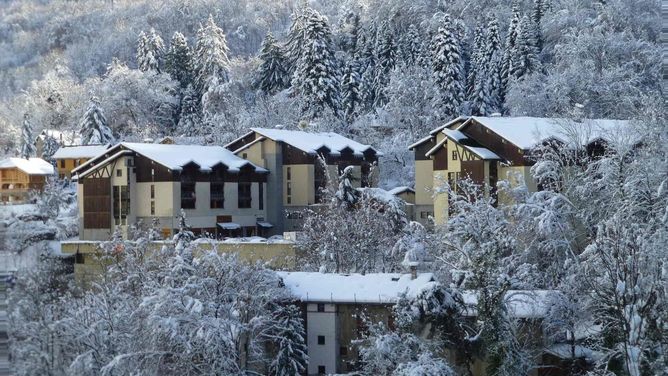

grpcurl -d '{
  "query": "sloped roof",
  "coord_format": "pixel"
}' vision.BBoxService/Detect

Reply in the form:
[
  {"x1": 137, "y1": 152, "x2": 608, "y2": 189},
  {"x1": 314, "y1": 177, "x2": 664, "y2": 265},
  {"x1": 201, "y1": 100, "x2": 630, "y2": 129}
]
[
  {"x1": 388, "y1": 186, "x2": 415, "y2": 195},
  {"x1": 465, "y1": 116, "x2": 632, "y2": 150},
  {"x1": 250, "y1": 127, "x2": 383, "y2": 157},
  {"x1": 425, "y1": 130, "x2": 501, "y2": 160},
  {"x1": 277, "y1": 272, "x2": 437, "y2": 304},
  {"x1": 0, "y1": 157, "x2": 54, "y2": 175},
  {"x1": 52, "y1": 144, "x2": 110, "y2": 159},
  {"x1": 74, "y1": 142, "x2": 267, "y2": 176}
]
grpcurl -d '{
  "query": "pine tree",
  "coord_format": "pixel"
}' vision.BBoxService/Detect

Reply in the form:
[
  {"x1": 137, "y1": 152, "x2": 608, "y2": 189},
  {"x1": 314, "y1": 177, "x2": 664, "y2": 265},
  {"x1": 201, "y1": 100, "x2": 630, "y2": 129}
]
[
  {"x1": 284, "y1": 6, "x2": 313, "y2": 75},
  {"x1": 177, "y1": 85, "x2": 201, "y2": 136},
  {"x1": 173, "y1": 209, "x2": 194, "y2": 254},
  {"x1": 78, "y1": 97, "x2": 114, "y2": 145},
  {"x1": 341, "y1": 57, "x2": 363, "y2": 121},
  {"x1": 532, "y1": 0, "x2": 547, "y2": 51},
  {"x1": 255, "y1": 33, "x2": 289, "y2": 94},
  {"x1": 137, "y1": 28, "x2": 164, "y2": 72},
  {"x1": 165, "y1": 32, "x2": 194, "y2": 88},
  {"x1": 372, "y1": 23, "x2": 397, "y2": 108},
  {"x1": 470, "y1": 17, "x2": 503, "y2": 115},
  {"x1": 20, "y1": 114, "x2": 35, "y2": 159},
  {"x1": 402, "y1": 24, "x2": 424, "y2": 65},
  {"x1": 467, "y1": 23, "x2": 485, "y2": 99},
  {"x1": 430, "y1": 14, "x2": 465, "y2": 119},
  {"x1": 41, "y1": 133, "x2": 59, "y2": 163},
  {"x1": 511, "y1": 15, "x2": 541, "y2": 79},
  {"x1": 194, "y1": 15, "x2": 231, "y2": 95},
  {"x1": 291, "y1": 9, "x2": 340, "y2": 118},
  {"x1": 500, "y1": 4, "x2": 521, "y2": 104},
  {"x1": 267, "y1": 304, "x2": 308, "y2": 376}
]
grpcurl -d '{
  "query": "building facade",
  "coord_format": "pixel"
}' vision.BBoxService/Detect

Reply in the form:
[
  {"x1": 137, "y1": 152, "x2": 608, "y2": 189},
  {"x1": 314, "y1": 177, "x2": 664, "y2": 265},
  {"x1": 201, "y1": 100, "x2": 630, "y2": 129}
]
[
  {"x1": 52, "y1": 144, "x2": 110, "y2": 180},
  {"x1": 410, "y1": 116, "x2": 629, "y2": 224},
  {"x1": 226, "y1": 128, "x2": 382, "y2": 233},
  {"x1": 72, "y1": 142, "x2": 269, "y2": 240},
  {"x1": 0, "y1": 157, "x2": 54, "y2": 203}
]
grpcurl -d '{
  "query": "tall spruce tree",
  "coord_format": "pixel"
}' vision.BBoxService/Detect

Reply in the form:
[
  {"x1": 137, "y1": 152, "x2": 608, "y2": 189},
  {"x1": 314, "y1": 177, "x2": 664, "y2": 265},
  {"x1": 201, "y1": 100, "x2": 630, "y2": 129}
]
[
  {"x1": 431, "y1": 14, "x2": 465, "y2": 119},
  {"x1": 532, "y1": 0, "x2": 547, "y2": 51},
  {"x1": 500, "y1": 4, "x2": 521, "y2": 105},
  {"x1": 137, "y1": 28, "x2": 164, "y2": 72},
  {"x1": 284, "y1": 6, "x2": 313, "y2": 76},
  {"x1": 41, "y1": 133, "x2": 59, "y2": 163},
  {"x1": 372, "y1": 23, "x2": 398, "y2": 107},
  {"x1": 20, "y1": 114, "x2": 35, "y2": 159},
  {"x1": 291, "y1": 9, "x2": 340, "y2": 118},
  {"x1": 177, "y1": 85, "x2": 201, "y2": 136},
  {"x1": 402, "y1": 24, "x2": 424, "y2": 66},
  {"x1": 341, "y1": 57, "x2": 363, "y2": 121},
  {"x1": 256, "y1": 32, "x2": 289, "y2": 94},
  {"x1": 467, "y1": 23, "x2": 485, "y2": 99},
  {"x1": 165, "y1": 32, "x2": 194, "y2": 88},
  {"x1": 194, "y1": 15, "x2": 231, "y2": 95},
  {"x1": 267, "y1": 304, "x2": 309, "y2": 376},
  {"x1": 78, "y1": 97, "x2": 114, "y2": 145},
  {"x1": 470, "y1": 17, "x2": 502, "y2": 115},
  {"x1": 511, "y1": 15, "x2": 541, "y2": 79}
]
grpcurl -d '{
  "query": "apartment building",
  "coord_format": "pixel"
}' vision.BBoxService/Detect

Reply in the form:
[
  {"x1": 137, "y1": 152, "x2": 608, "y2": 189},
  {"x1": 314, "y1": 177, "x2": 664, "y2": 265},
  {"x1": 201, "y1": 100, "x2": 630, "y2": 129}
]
[
  {"x1": 52, "y1": 144, "x2": 110, "y2": 179},
  {"x1": 226, "y1": 127, "x2": 382, "y2": 233},
  {"x1": 0, "y1": 157, "x2": 54, "y2": 203},
  {"x1": 71, "y1": 142, "x2": 269, "y2": 241},
  {"x1": 410, "y1": 116, "x2": 630, "y2": 224}
]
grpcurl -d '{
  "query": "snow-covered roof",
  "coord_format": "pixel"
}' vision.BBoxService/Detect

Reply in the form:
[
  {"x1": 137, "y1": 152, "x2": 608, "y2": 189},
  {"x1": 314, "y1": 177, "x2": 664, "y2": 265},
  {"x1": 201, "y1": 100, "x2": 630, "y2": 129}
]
[
  {"x1": 277, "y1": 272, "x2": 437, "y2": 304},
  {"x1": 429, "y1": 116, "x2": 469, "y2": 135},
  {"x1": 249, "y1": 128, "x2": 383, "y2": 157},
  {"x1": 462, "y1": 290, "x2": 552, "y2": 318},
  {"x1": 464, "y1": 116, "x2": 632, "y2": 150},
  {"x1": 407, "y1": 135, "x2": 434, "y2": 150},
  {"x1": 388, "y1": 186, "x2": 415, "y2": 195},
  {"x1": 74, "y1": 143, "x2": 267, "y2": 175},
  {"x1": 52, "y1": 144, "x2": 110, "y2": 159},
  {"x1": 37, "y1": 129, "x2": 81, "y2": 146},
  {"x1": 0, "y1": 157, "x2": 54, "y2": 175}
]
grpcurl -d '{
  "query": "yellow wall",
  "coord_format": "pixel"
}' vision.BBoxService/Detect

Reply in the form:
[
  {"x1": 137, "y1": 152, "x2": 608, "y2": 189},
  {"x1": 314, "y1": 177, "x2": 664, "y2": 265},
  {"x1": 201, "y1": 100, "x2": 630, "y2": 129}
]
[
  {"x1": 56, "y1": 158, "x2": 90, "y2": 179},
  {"x1": 284, "y1": 164, "x2": 314, "y2": 206},
  {"x1": 414, "y1": 160, "x2": 434, "y2": 206}
]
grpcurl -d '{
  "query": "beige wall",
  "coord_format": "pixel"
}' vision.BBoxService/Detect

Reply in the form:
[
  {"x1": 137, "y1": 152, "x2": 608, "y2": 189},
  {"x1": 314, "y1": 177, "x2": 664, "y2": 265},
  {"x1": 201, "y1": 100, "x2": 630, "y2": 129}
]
[
  {"x1": 56, "y1": 158, "x2": 90, "y2": 179},
  {"x1": 284, "y1": 164, "x2": 314, "y2": 206},
  {"x1": 497, "y1": 166, "x2": 538, "y2": 206}
]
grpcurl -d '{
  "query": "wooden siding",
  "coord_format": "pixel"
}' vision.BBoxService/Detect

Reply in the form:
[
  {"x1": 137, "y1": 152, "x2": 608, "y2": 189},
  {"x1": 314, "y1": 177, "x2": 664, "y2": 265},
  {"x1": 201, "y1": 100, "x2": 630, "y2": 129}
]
[
  {"x1": 134, "y1": 153, "x2": 175, "y2": 182},
  {"x1": 460, "y1": 119, "x2": 528, "y2": 165},
  {"x1": 461, "y1": 160, "x2": 485, "y2": 185},
  {"x1": 83, "y1": 177, "x2": 111, "y2": 229},
  {"x1": 433, "y1": 144, "x2": 448, "y2": 171},
  {"x1": 413, "y1": 138, "x2": 436, "y2": 161},
  {"x1": 226, "y1": 132, "x2": 257, "y2": 152}
]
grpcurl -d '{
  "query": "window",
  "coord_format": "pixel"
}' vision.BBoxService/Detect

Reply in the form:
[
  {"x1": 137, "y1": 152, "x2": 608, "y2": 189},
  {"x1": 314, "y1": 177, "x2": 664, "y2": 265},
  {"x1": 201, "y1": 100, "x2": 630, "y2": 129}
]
[
  {"x1": 258, "y1": 182, "x2": 263, "y2": 210},
  {"x1": 238, "y1": 182, "x2": 251, "y2": 208},
  {"x1": 113, "y1": 185, "x2": 130, "y2": 225},
  {"x1": 150, "y1": 185, "x2": 155, "y2": 199},
  {"x1": 452, "y1": 150, "x2": 458, "y2": 160},
  {"x1": 287, "y1": 196, "x2": 292, "y2": 204},
  {"x1": 286, "y1": 167, "x2": 291, "y2": 180},
  {"x1": 287, "y1": 182, "x2": 292, "y2": 196},
  {"x1": 181, "y1": 170, "x2": 196, "y2": 209},
  {"x1": 60, "y1": 159, "x2": 65, "y2": 168},
  {"x1": 317, "y1": 336, "x2": 325, "y2": 345},
  {"x1": 211, "y1": 182, "x2": 225, "y2": 208},
  {"x1": 420, "y1": 211, "x2": 433, "y2": 219},
  {"x1": 317, "y1": 303, "x2": 325, "y2": 312},
  {"x1": 116, "y1": 169, "x2": 122, "y2": 177},
  {"x1": 318, "y1": 366, "x2": 326, "y2": 374},
  {"x1": 242, "y1": 153, "x2": 248, "y2": 159},
  {"x1": 150, "y1": 201, "x2": 155, "y2": 215}
]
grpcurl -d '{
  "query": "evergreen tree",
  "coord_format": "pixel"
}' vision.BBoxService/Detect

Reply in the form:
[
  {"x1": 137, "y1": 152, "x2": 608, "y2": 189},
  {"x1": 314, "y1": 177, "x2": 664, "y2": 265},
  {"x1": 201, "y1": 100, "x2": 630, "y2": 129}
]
[
  {"x1": 500, "y1": 4, "x2": 521, "y2": 105},
  {"x1": 470, "y1": 17, "x2": 502, "y2": 115},
  {"x1": 430, "y1": 14, "x2": 465, "y2": 119},
  {"x1": 532, "y1": 0, "x2": 547, "y2": 51},
  {"x1": 267, "y1": 304, "x2": 308, "y2": 376},
  {"x1": 402, "y1": 24, "x2": 424, "y2": 65},
  {"x1": 341, "y1": 57, "x2": 363, "y2": 121},
  {"x1": 19, "y1": 114, "x2": 35, "y2": 159},
  {"x1": 291, "y1": 9, "x2": 340, "y2": 118},
  {"x1": 194, "y1": 15, "x2": 231, "y2": 95},
  {"x1": 165, "y1": 31, "x2": 194, "y2": 88},
  {"x1": 372, "y1": 23, "x2": 397, "y2": 108},
  {"x1": 284, "y1": 6, "x2": 313, "y2": 75},
  {"x1": 41, "y1": 133, "x2": 59, "y2": 163},
  {"x1": 511, "y1": 15, "x2": 541, "y2": 79},
  {"x1": 337, "y1": 10, "x2": 360, "y2": 55},
  {"x1": 177, "y1": 85, "x2": 201, "y2": 136},
  {"x1": 137, "y1": 28, "x2": 164, "y2": 72},
  {"x1": 467, "y1": 23, "x2": 485, "y2": 99},
  {"x1": 78, "y1": 97, "x2": 114, "y2": 145},
  {"x1": 173, "y1": 209, "x2": 194, "y2": 254},
  {"x1": 255, "y1": 32, "x2": 289, "y2": 94}
]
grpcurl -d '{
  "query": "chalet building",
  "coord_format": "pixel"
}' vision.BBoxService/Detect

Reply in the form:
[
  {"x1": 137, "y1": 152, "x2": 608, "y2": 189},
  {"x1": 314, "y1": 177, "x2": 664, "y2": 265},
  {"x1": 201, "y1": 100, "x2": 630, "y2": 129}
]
[
  {"x1": 52, "y1": 144, "x2": 110, "y2": 180},
  {"x1": 71, "y1": 142, "x2": 269, "y2": 241},
  {"x1": 0, "y1": 157, "x2": 54, "y2": 203},
  {"x1": 226, "y1": 128, "x2": 382, "y2": 233},
  {"x1": 279, "y1": 272, "x2": 588, "y2": 376},
  {"x1": 409, "y1": 116, "x2": 630, "y2": 224},
  {"x1": 35, "y1": 129, "x2": 80, "y2": 157}
]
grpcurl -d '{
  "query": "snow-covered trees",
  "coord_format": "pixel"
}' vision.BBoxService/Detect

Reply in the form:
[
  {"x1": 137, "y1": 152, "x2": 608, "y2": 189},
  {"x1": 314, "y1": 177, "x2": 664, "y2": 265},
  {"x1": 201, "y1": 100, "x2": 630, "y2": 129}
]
[
  {"x1": 9, "y1": 230, "x2": 308, "y2": 375},
  {"x1": 469, "y1": 17, "x2": 502, "y2": 115},
  {"x1": 19, "y1": 113, "x2": 35, "y2": 159},
  {"x1": 341, "y1": 58, "x2": 363, "y2": 121},
  {"x1": 291, "y1": 8, "x2": 341, "y2": 118},
  {"x1": 194, "y1": 15, "x2": 231, "y2": 95},
  {"x1": 137, "y1": 28, "x2": 165, "y2": 72},
  {"x1": 165, "y1": 32, "x2": 194, "y2": 88},
  {"x1": 430, "y1": 14, "x2": 464, "y2": 119},
  {"x1": 511, "y1": 15, "x2": 541, "y2": 79},
  {"x1": 78, "y1": 97, "x2": 114, "y2": 145},
  {"x1": 255, "y1": 33, "x2": 289, "y2": 94}
]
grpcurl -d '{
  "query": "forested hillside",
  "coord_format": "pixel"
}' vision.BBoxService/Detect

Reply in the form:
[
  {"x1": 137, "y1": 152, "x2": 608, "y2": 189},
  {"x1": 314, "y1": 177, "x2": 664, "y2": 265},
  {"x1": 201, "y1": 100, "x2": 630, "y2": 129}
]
[{"x1": 0, "y1": 0, "x2": 661, "y2": 187}]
